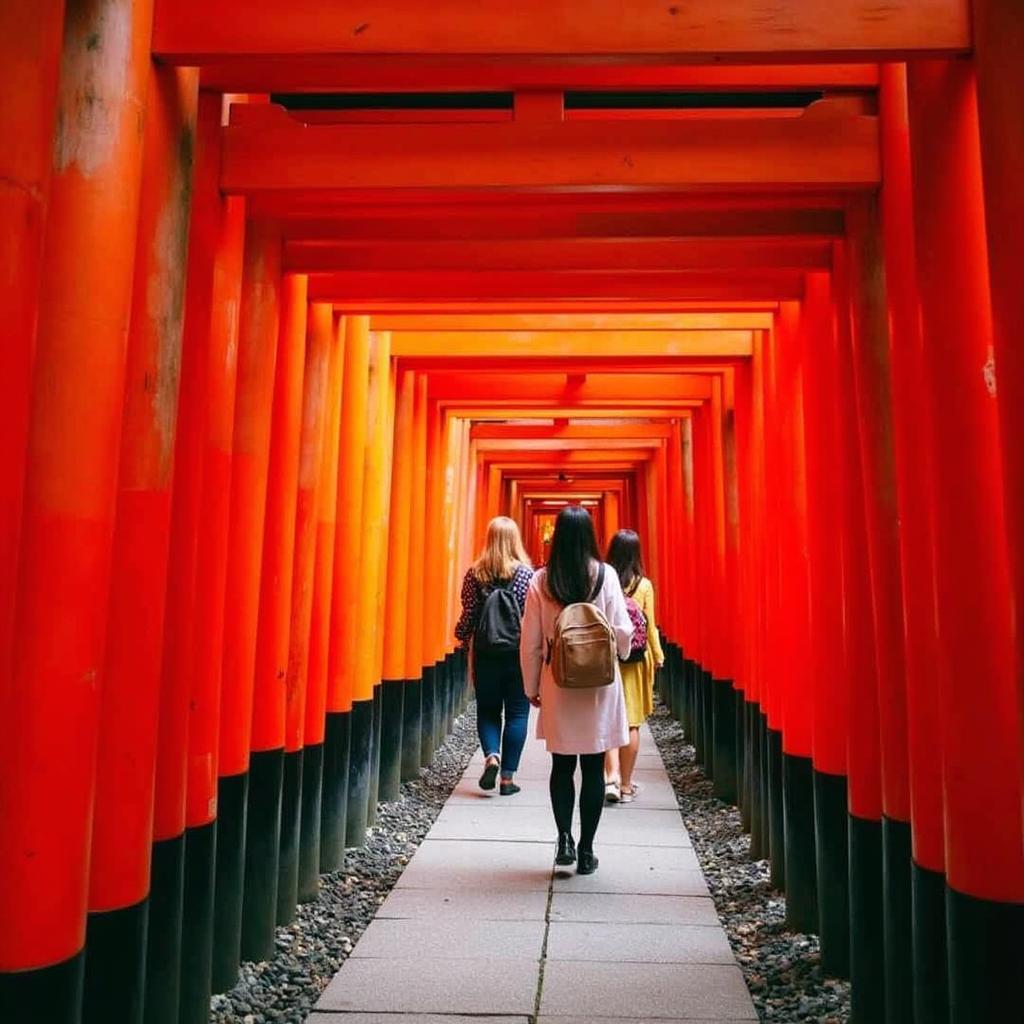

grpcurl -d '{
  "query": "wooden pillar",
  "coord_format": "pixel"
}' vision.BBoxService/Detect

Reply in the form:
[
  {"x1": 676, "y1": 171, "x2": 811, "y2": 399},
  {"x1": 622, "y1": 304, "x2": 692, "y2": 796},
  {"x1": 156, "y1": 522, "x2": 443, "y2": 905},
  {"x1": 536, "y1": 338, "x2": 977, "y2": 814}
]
[
  {"x1": 0, "y1": 2, "x2": 155, "y2": 1018},
  {"x1": 242, "y1": 271, "x2": 307, "y2": 960},
  {"x1": 85, "y1": 64, "x2": 198, "y2": 1024},
  {"x1": 207, "y1": 218, "x2": 281, "y2": 990},
  {"x1": 380, "y1": 369, "x2": 415, "y2": 802},
  {"x1": 279, "y1": 301, "x2": 332, "y2": 917},
  {"x1": 907, "y1": 59, "x2": 1024, "y2": 1022},
  {"x1": 878, "y1": 62, "x2": 947, "y2": 1024},
  {"x1": 300, "y1": 313, "x2": 345, "y2": 897}
]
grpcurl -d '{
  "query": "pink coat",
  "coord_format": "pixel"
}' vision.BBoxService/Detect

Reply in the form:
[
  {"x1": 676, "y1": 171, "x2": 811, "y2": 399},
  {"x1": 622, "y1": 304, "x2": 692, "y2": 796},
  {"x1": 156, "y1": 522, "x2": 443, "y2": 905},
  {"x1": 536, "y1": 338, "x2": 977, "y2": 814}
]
[{"x1": 520, "y1": 563, "x2": 633, "y2": 755}]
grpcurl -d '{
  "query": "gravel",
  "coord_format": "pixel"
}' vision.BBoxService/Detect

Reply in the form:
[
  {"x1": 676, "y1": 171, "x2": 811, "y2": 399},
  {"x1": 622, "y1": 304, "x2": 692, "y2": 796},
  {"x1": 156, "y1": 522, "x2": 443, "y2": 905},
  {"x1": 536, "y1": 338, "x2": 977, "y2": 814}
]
[
  {"x1": 647, "y1": 700, "x2": 851, "y2": 1024},
  {"x1": 209, "y1": 702, "x2": 480, "y2": 1024}
]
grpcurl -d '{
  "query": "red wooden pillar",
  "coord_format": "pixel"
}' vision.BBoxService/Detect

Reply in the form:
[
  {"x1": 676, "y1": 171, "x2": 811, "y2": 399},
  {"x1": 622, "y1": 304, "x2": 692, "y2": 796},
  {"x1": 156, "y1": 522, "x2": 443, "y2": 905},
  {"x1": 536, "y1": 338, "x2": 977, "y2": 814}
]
[
  {"x1": 973, "y1": 1, "x2": 1024, "y2": 822},
  {"x1": 208, "y1": 219, "x2": 281, "y2": 990},
  {"x1": 84, "y1": 64, "x2": 198, "y2": 1024},
  {"x1": 830, "y1": 240, "x2": 886, "y2": 1024},
  {"x1": 907, "y1": 59, "x2": 1024, "y2": 1022},
  {"x1": 326, "y1": 315, "x2": 370, "y2": 856},
  {"x1": 402, "y1": 375, "x2": 430, "y2": 779},
  {"x1": 773, "y1": 301, "x2": 818, "y2": 934},
  {"x1": 279, "y1": 301, "x2": 331, "y2": 916},
  {"x1": 244, "y1": 271, "x2": 307, "y2": 957},
  {"x1": 878, "y1": 62, "x2": 947, "y2": 1023},
  {"x1": 301, "y1": 313, "x2": 345, "y2": 893},
  {"x1": 800, "y1": 271, "x2": 850, "y2": 977},
  {"x1": 380, "y1": 369, "x2": 416, "y2": 802},
  {"x1": 0, "y1": 2, "x2": 154, "y2": 1018},
  {"x1": 0, "y1": 0, "x2": 64, "y2": 688}
]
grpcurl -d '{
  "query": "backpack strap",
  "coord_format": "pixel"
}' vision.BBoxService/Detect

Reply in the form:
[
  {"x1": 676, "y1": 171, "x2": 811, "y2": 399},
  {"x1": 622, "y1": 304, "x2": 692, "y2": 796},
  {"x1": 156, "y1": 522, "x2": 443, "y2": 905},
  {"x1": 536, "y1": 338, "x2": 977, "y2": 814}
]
[{"x1": 588, "y1": 563, "x2": 606, "y2": 602}]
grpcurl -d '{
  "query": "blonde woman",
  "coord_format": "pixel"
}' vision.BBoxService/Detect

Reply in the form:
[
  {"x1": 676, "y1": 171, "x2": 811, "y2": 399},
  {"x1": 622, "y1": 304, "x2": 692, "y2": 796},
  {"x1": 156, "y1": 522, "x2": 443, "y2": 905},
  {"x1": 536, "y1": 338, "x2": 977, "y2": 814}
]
[{"x1": 455, "y1": 517, "x2": 534, "y2": 795}]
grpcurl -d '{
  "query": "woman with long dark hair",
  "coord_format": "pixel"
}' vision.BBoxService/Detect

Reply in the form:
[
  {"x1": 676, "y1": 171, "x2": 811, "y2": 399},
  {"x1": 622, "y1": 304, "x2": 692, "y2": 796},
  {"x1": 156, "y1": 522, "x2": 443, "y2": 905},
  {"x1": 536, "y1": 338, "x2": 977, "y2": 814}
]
[
  {"x1": 520, "y1": 506, "x2": 633, "y2": 874},
  {"x1": 455, "y1": 516, "x2": 534, "y2": 795},
  {"x1": 603, "y1": 529, "x2": 665, "y2": 803}
]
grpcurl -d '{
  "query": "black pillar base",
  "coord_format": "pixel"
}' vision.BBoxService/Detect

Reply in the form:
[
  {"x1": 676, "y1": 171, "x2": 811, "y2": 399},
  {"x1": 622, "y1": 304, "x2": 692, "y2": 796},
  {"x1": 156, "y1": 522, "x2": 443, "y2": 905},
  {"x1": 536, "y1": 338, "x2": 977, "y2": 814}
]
[
  {"x1": 83, "y1": 899, "x2": 147, "y2": 1024},
  {"x1": 734, "y1": 689, "x2": 747, "y2": 816},
  {"x1": 143, "y1": 833, "x2": 185, "y2": 1024},
  {"x1": 211, "y1": 772, "x2": 247, "y2": 994},
  {"x1": 298, "y1": 742, "x2": 324, "y2": 903},
  {"x1": 711, "y1": 678, "x2": 738, "y2": 804},
  {"x1": 747, "y1": 704, "x2": 765, "y2": 858},
  {"x1": 240, "y1": 748, "x2": 284, "y2": 963},
  {"x1": 439, "y1": 656, "x2": 453, "y2": 741},
  {"x1": 0, "y1": 949, "x2": 84, "y2": 1024},
  {"x1": 783, "y1": 753, "x2": 818, "y2": 933},
  {"x1": 691, "y1": 663, "x2": 705, "y2": 763},
  {"x1": 345, "y1": 698, "x2": 373, "y2": 848},
  {"x1": 911, "y1": 861, "x2": 948, "y2": 1024},
  {"x1": 947, "y1": 884, "x2": 1024, "y2": 1024},
  {"x1": 701, "y1": 670, "x2": 714, "y2": 776},
  {"x1": 679, "y1": 653, "x2": 693, "y2": 737},
  {"x1": 420, "y1": 665, "x2": 437, "y2": 766},
  {"x1": 367, "y1": 683, "x2": 384, "y2": 825},
  {"x1": 378, "y1": 678, "x2": 405, "y2": 803},
  {"x1": 813, "y1": 770, "x2": 850, "y2": 978},
  {"x1": 276, "y1": 748, "x2": 304, "y2": 925},
  {"x1": 767, "y1": 725, "x2": 785, "y2": 889},
  {"x1": 321, "y1": 710, "x2": 351, "y2": 870},
  {"x1": 179, "y1": 820, "x2": 217, "y2": 1024},
  {"x1": 882, "y1": 816, "x2": 913, "y2": 1023},
  {"x1": 849, "y1": 813, "x2": 886, "y2": 1024},
  {"x1": 401, "y1": 675, "x2": 422, "y2": 781}
]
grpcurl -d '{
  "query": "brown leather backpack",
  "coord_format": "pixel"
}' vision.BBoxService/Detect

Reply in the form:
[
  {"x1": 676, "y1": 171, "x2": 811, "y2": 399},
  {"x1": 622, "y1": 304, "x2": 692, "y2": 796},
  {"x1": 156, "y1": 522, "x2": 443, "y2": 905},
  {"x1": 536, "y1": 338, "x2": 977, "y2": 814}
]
[{"x1": 547, "y1": 564, "x2": 617, "y2": 689}]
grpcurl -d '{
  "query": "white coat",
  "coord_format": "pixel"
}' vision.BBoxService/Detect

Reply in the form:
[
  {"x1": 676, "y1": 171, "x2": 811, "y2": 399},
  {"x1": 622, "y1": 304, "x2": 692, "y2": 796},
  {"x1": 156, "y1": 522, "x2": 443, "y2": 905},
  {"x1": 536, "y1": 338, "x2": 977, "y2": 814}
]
[{"x1": 520, "y1": 562, "x2": 633, "y2": 755}]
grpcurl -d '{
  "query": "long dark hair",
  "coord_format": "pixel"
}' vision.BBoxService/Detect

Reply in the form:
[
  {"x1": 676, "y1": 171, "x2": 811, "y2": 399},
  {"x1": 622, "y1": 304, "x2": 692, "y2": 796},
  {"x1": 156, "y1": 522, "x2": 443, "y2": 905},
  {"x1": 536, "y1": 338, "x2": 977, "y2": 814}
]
[
  {"x1": 545, "y1": 505, "x2": 601, "y2": 605},
  {"x1": 606, "y1": 529, "x2": 645, "y2": 593}
]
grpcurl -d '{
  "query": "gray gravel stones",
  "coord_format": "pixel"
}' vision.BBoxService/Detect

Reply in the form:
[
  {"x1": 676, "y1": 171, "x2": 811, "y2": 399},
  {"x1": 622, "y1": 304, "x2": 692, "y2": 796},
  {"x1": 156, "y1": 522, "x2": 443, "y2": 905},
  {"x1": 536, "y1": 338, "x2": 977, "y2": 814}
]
[
  {"x1": 647, "y1": 702, "x2": 851, "y2": 1024},
  {"x1": 209, "y1": 704, "x2": 480, "y2": 1024}
]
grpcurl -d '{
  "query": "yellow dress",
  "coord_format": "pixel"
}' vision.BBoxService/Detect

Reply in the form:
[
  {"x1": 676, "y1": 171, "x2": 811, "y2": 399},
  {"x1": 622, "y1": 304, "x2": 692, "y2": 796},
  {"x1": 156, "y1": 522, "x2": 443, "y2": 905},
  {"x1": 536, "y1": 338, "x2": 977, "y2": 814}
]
[{"x1": 620, "y1": 577, "x2": 665, "y2": 728}]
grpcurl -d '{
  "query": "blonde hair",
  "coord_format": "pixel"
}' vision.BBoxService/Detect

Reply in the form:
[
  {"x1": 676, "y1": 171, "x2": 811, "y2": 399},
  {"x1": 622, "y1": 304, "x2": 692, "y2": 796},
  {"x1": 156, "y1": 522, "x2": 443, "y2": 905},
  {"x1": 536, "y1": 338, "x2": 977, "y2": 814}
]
[{"x1": 473, "y1": 516, "x2": 531, "y2": 584}]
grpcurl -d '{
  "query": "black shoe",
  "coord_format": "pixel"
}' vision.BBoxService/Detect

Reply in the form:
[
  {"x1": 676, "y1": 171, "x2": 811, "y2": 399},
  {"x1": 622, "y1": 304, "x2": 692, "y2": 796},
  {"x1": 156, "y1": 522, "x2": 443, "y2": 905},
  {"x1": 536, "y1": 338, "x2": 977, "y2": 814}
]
[
  {"x1": 479, "y1": 761, "x2": 499, "y2": 790},
  {"x1": 555, "y1": 833, "x2": 577, "y2": 866},
  {"x1": 499, "y1": 780, "x2": 520, "y2": 796},
  {"x1": 576, "y1": 850, "x2": 599, "y2": 875}
]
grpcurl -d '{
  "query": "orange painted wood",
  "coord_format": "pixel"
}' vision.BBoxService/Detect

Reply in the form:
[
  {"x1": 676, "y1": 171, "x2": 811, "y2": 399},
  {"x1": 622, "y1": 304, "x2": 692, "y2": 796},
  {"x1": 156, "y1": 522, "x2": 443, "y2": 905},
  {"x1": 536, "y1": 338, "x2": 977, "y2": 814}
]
[
  {"x1": 223, "y1": 100, "x2": 878, "y2": 193},
  {"x1": 192, "y1": 56, "x2": 879, "y2": 94},
  {"x1": 284, "y1": 302, "x2": 332, "y2": 754},
  {"x1": 218, "y1": 221, "x2": 282, "y2": 780},
  {"x1": 304, "y1": 315, "x2": 345, "y2": 748},
  {"x1": 328, "y1": 316, "x2": 371, "y2": 713},
  {"x1": 405, "y1": 376, "x2": 429, "y2": 678},
  {"x1": 154, "y1": 0, "x2": 968, "y2": 60},
  {"x1": 285, "y1": 238, "x2": 831, "y2": 274},
  {"x1": 375, "y1": 313, "x2": 774, "y2": 331},
  {"x1": 308, "y1": 270, "x2": 805, "y2": 303},
  {"x1": 91, "y1": 65, "x2": 198, "y2": 911},
  {"x1": 0, "y1": 0, "x2": 64, "y2": 688},
  {"x1": 0, "y1": 0, "x2": 155, "y2": 970},
  {"x1": 381, "y1": 370, "x2": 416, "y2": 681},
  {"x1": 251, "y1": 273, "x2": 308, "y2": 754}
]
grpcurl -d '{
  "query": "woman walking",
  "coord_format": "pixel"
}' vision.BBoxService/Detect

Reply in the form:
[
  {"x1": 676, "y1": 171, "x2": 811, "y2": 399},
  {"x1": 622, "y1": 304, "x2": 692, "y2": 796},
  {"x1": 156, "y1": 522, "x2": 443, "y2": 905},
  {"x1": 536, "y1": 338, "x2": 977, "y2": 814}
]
[
  {"x1": 520, "y1": 506, "x2": 633, "y2": 874},
  {"x1": 603, "y1": 530, "x2": 665, "y2": 803},
  {"x1": 455, "y1": 516, "x2": 534, "y2": 795}
]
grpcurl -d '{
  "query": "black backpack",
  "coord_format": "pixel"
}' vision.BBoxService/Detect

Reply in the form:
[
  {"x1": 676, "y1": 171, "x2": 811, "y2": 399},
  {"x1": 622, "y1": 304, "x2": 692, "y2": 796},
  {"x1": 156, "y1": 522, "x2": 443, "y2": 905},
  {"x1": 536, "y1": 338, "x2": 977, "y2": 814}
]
[{"x1": 474, "y1": 576, "x2": 522, "y2": 653}]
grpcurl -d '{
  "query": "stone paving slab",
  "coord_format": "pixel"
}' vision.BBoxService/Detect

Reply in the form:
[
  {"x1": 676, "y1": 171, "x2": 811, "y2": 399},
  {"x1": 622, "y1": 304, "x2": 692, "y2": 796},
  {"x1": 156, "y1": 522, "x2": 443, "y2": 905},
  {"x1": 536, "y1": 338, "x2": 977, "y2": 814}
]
[
  {"x1": 376, "y1": 885, "x2": 550, "y2": 922},
  {"x1": 309, "y1": 1016, "x2": 529, "y2": 1024},
  {"x1": 539, "y1": 962, "x2": 757, "y2": 1020},
  {"x1": 546, "y1": 920, "x2": 735, "y2": 964},
  {"x1": 551, "y1": 843, "x2": 706, "y2": 896},
  {"x1": 352, "y1": 917, "x2": 546, "y2": 960},
  {"x1": 394, "y1": 838, "x2": 553, "y2": 891},
  {"x1": 537, "y1": 1018, "x2": 757, "y2": 1023},
  {"x1": 317, "y1": 957, "x2": 539, "y2": 1014},
  {"x1": 549, "y1": 891, "x2": 721, "y2": 926}
]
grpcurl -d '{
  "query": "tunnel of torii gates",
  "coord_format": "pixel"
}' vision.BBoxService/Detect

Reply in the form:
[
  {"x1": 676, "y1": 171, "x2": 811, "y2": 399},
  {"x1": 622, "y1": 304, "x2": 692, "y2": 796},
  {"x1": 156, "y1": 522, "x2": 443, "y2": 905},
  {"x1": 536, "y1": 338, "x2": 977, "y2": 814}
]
[{"x1": 2, "y1": 2, "x2": 1024, "y2": 1024}]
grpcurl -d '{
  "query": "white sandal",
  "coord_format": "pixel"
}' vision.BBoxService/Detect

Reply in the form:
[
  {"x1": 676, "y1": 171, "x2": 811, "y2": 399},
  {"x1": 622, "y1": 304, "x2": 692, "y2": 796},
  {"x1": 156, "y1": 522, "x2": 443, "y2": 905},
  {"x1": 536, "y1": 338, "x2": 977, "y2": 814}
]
[{"x1": 604, "y1": 781, "x2": 621, "y2": 803}]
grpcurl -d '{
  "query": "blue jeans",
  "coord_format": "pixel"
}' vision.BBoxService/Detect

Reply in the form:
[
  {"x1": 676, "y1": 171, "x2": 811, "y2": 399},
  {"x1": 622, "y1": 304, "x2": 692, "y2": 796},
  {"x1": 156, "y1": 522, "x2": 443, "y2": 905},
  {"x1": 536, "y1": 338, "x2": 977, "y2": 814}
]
[{"x1": 474, "y1": 650, "x2": 530, "y2": 775}]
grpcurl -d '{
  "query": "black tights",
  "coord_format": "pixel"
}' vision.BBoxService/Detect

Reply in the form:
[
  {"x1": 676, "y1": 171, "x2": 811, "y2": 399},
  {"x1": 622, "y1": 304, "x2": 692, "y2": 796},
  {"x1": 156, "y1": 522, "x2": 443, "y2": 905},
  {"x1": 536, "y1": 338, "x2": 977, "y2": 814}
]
[{"x1": 550, "y1": 752, "x2": 606, "y2": 854}]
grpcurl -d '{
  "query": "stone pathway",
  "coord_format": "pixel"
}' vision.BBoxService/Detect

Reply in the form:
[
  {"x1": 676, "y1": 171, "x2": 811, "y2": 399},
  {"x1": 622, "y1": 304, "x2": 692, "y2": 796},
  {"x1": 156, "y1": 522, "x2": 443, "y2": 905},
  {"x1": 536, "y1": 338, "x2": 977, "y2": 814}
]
[{"x1": 308, "y1": 719, "x2": 757, "y2": 1023}]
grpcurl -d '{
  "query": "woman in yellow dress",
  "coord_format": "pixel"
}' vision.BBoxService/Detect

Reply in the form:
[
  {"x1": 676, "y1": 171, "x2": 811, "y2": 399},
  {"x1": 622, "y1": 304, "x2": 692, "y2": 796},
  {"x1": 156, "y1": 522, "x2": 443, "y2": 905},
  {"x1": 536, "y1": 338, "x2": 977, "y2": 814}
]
[{"x1": 603, "y1": 530, "x2": 665, "y2": 803}]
